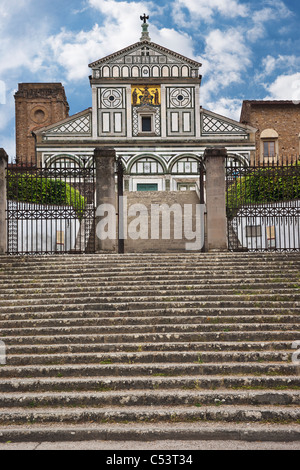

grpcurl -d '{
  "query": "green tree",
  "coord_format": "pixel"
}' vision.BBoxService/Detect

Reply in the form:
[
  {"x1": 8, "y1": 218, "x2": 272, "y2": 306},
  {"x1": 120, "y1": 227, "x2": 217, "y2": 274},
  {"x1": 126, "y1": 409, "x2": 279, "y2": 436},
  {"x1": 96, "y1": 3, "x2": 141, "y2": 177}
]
[
  {"x1": 226, "y1": 164, "x2": 300, "y2": 219},
  {"x1": 7, "y1": 172, "x2": 86, "y2": 218}
]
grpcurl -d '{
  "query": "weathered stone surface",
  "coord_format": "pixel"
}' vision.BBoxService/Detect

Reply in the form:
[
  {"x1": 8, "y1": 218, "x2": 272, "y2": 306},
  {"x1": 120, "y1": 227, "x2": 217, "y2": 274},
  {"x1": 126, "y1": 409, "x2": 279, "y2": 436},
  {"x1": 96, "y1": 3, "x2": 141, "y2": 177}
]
[{"x1": 0, "y1": 252, "x2": 299, "y2": 442}]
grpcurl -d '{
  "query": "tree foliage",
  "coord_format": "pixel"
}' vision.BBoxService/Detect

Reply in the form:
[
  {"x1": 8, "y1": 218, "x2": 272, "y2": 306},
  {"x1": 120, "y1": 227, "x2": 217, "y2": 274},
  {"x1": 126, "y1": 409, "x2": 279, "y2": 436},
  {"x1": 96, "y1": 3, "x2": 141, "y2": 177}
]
[
  {"x1": 7, "y1": 172, "x2": 86, "y2": 217},
  {"x1": 226, "y1": 164, "x2": 300, "y2": 219}
]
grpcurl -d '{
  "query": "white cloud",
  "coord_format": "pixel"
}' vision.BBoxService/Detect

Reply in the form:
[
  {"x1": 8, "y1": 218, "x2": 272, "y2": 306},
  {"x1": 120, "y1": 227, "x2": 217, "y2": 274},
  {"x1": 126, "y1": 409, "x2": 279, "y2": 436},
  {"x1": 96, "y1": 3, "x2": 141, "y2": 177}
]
[
  {"x1": 0, "y1": 0, "x2": 29, "y2": 23},
  {"x1": 45, "y1": 0, "x2": 197, "y2": 81},
  {"x1": 87, "y1": 0, "x2": 156, "y2": 46},
  {"x1": 257, "y1": 54, "x2": 300, "y2": 81},
  {"x1": 205, "y1": 98, "x2": 243, "y2": 121},
  {"x1": 0, "y1": 135, "x2": 15, "y2": 161},
  {"x1": 0, "y1": 81, "x2": 6, "y2": 105},
  {"x1": 200, "y1": 28, "x2": 251, "y2": 105},
  {"x1": 264, "y1": 73, "x2": 300, "y2": 103},
  {"x1": 172, "y1": 0, "x2": 249, "y2": 26},
  {"x1": 45, "y1": 0, "x2": 154, "y2": 81},
  {"x1": 0, "y1": 84, "x2": 19, "y2": 159},
  {"x1": 151, "y1": 28, "x2": 195, "y2": 60},
  {"x1": 246, "y1": 1, "x2": 292, "y2": 42},
  {"x1": 0, "y1": 1, "x2": 51, "y2": 77},
  {"x1": 46, "y1": 26, "x2": 104, "y2": 81}
]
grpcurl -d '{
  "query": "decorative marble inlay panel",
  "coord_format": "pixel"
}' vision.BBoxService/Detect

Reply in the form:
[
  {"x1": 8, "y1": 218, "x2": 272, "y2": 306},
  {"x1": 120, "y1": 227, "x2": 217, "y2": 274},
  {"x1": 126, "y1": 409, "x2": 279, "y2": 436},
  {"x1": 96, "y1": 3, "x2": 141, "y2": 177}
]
[
  {"x1": 167, "y1": 88, "x2": 194, "y2": 109},
  {"x1": 100, "y1": 88, "x2": 124, "y2": 109},
  {"x1": 49, "y1": 114, "x2": 91, "y2": 134},
  {"x1": 202, "y1": 113, "x2": 248, "y2": 135}
]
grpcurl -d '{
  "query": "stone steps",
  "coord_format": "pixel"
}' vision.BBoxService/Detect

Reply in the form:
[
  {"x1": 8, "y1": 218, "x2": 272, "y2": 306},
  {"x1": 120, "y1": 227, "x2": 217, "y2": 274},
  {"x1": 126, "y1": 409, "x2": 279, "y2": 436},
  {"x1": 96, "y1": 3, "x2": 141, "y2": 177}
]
[
  {"x1": 2, "y1": 293, "x2": 298, "y2": 306},
  {"x1": 1, "y1": 406, "x2": 300, "y2": 426},
  {"x1": 0, "y1": 252, "x2": 299, "y2": 442},
  {"x1": 1, "y1": 315, "x2": 300, "y2": 329},
  {"x1": 1, "y1": 301, "x2": 298, "y2": 316},
  {"x1": 0, "y1": 265, "x2": 298, "y2": 276},
  {"x1": 2, "y1": 341, "x2": 296, "y2": 354},
  {"x1": 2, "y1": 375, "x2": 300, "y2": 393},
  {"x1": 1, "y1": 323, "x2": 299, "y2": 338},
  {"x1": 1, "y1": 422, "x2": 300, "y2": 443},
  {"x1": 0, "y1": 308, "x2": 298, "y2": 321},
  {"x1": 3, "y1": 331, "x2": 300, "y2": 345},
  {"x1": 1, "y1": 390, "x2": 299, "y2": 407},
  {"x1": 1, "y1": 351, "x2": 294, "y2": 366},
  {"x1": 0, "y1": 363, "x2": 297, "y2": 379},
  {"x1": 1, "y1": 287, "x2": 298, "y2": 300}
]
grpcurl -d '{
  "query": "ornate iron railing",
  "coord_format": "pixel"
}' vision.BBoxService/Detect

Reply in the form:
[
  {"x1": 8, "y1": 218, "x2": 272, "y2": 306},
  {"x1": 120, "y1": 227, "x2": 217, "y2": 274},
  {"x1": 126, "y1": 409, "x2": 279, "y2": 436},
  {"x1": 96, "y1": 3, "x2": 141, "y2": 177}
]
[
  {"x1": 226, "y1": 156, "x2": 300, "y2": 252},
  {"x1": 6, "y1": 157, "x2": 96, "y2": 255}
]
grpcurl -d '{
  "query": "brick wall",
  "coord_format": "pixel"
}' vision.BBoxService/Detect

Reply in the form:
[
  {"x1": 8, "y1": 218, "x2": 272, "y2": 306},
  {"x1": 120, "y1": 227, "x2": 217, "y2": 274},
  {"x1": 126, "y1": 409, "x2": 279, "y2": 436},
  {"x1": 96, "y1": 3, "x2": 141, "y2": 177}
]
[
  {"x1": 122, "y1": 191, "x2": 203, "y2": 253},
  {"x1": 14, "y1": 83, "x2": 69, "y2": 163},
  {"x1": 240, "y1": 101, "x2": 300, "y2": 163}
]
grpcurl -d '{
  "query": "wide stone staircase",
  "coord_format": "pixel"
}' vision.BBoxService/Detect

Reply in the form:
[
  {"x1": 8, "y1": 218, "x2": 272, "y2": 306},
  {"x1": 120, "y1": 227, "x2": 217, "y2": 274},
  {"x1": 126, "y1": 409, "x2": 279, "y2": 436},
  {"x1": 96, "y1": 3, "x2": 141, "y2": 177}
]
[{"x1": 0, "y1": 252, "x2": 300, "y2": 443}]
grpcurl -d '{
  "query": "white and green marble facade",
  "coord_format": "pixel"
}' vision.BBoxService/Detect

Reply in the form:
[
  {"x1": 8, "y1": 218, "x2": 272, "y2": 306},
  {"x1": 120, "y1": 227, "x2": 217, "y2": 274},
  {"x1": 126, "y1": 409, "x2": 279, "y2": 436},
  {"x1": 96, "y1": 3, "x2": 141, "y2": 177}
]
[{"x1": 35, "y1": 24, "x2": 256, "y2": 190}]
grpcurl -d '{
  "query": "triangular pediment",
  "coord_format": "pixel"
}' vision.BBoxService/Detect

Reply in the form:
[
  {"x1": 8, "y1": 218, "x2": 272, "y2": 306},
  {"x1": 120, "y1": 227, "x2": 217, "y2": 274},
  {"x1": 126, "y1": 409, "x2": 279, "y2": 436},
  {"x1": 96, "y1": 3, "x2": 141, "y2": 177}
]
[
  {"x1": 89, "y1": 40, "x2": 201, "y2": 69},
  {"x1": 201, "y1": 109, "x2": 256, "y2": 137},
  {"x1": 35, "y1": 109, "x2": 92, "y2": 136}
]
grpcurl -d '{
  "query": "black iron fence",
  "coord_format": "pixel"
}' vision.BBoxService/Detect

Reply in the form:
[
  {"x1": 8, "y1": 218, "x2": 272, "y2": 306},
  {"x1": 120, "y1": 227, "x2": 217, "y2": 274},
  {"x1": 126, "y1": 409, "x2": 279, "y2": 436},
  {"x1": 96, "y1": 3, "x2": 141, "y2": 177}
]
[
  {"x1": 6, "y1": 157, "x2": 96, "y2": 255},
  {"x1": 226, "y1": 156, "x2": 300, "y2": 252}
]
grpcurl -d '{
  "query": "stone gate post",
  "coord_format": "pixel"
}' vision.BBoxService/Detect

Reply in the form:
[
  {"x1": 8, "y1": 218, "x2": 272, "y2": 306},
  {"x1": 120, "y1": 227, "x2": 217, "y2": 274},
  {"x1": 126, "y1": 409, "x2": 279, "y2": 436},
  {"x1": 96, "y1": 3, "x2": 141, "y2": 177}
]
[
  {"x1": 204, "y1": 147, "x2": 228, "y2": 251},
  {"x1": 0, "y1": 149, "x2": 8, "y2": 255},
  {"x1": 94, "y1": 147, "x2": 117, "y2": 253}
]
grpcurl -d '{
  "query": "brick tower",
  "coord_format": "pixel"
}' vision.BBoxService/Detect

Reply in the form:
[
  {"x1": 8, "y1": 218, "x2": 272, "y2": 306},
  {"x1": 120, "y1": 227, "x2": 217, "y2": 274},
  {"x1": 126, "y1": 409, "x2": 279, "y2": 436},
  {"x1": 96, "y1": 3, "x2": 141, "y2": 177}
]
[{"x1": 14, "y1": 83, "x2": 69, "y2": 163}]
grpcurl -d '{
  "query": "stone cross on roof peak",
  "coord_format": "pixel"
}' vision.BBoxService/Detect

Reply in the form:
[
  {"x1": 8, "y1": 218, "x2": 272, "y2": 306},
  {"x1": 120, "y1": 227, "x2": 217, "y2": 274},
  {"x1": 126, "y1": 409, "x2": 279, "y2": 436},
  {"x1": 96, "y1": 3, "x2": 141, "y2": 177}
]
[
  {"x1": 140, "y1": 14, "x2": 149, "y2": 23},
  {"x1": 140, "y1": 14, "x2": 151, "y2": 42}
]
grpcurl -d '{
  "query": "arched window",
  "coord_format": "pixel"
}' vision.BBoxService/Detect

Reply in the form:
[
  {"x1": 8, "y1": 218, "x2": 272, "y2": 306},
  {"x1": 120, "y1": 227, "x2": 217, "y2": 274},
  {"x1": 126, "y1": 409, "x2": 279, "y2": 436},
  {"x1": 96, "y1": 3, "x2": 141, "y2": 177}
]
[
  {"x1": 130, "y1": 157, "x2": 164, "y2": 174},
  {"x1": 102, "y1": 66, "x2": 110, "y2": 78},
  {"x1": 142, "y1": 66, "x2": 150, "y2": 78},
  {"x1": 132, "y1": 66, "x2": 139, "y2": 77},
  {"x1": 171, "y1": 157, "x2": 199, "y2": 174},
  {"x1": 172, "y1": 66, "x2": 179, "y2": 77},
  {"x1": 152, "y1": 66, "x2": 160, "y2": 77},
  {"x1": 112, "y1": 66, "x2": 120, "y2": 78},
  {"x1": 182, "y1": 66, "x2": 189, "y2": 77},
  {"x1": 122, "y1": 66, "x2": 129, "y2": 77},
  {"x1": 162, "y1": 66, "x2": 169, "y2": 77},
  {"x1": 46, "y1": 155, "x2": 81, "y2": 169}
]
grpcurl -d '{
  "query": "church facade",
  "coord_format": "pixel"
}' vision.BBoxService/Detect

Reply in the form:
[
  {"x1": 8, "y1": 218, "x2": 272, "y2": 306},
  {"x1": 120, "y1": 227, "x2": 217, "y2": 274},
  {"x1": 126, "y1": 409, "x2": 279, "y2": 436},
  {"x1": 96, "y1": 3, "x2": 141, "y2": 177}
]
[{"x1": 16, "y1": 19, "x2": 256, "y2": 192}]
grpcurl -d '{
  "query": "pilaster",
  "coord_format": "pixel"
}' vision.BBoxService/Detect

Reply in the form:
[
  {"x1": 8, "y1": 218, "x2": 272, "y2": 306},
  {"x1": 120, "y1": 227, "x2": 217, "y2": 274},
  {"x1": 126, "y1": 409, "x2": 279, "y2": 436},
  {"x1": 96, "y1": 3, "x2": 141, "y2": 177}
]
[{"x1": 204, "y1": 147, "x2": 228, "y2": 251}]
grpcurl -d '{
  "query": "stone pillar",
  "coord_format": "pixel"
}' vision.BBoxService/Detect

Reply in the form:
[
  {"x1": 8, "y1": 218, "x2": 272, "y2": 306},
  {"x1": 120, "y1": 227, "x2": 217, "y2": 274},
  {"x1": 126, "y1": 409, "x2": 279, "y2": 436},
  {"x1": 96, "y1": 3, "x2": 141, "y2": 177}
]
[
  {"x1": 0, "y1": 149, "x2": 8, "y2": 255},
  {"x1": 94, "y1": 147, "x2": 117, "y2": 253},
  {"x1": 204, "y1": 147, "x2": 228, "y2": 251}
]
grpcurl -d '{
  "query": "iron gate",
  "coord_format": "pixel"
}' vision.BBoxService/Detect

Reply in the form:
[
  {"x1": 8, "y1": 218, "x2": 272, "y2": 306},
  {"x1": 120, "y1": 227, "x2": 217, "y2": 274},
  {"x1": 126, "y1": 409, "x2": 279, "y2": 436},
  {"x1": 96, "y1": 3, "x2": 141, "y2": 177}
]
[
  {"x1": 6, "y1": 157, "x2": 96, "y2": 255},
  {"x1": 226, "y1": 157, "x2": 300, "y2": 252}
]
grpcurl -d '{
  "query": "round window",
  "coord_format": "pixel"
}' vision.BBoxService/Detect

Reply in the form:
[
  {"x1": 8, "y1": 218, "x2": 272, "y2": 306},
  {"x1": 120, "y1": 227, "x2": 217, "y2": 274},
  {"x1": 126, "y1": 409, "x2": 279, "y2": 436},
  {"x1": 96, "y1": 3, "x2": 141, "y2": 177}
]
[{"x1": 31, "y1": 107, "x2": 47, "y2": 124}]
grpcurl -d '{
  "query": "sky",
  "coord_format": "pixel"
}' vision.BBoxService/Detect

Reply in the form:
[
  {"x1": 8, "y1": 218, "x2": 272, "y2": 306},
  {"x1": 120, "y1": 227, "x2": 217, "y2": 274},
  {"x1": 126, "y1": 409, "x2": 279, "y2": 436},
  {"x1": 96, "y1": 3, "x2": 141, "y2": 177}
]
[{"x1": 0, "y1": 0, "x2": 299, "y2": 159}]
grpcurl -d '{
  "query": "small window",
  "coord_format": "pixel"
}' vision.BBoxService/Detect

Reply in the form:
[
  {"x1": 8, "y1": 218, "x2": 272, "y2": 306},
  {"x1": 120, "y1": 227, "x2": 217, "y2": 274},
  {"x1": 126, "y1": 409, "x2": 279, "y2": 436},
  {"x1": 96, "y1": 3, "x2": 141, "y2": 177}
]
[
  {"x1": 260, "y1": 129, "x2": 278, "y2": 161},
  {"x1": 142, "y1": 116, "x2": 152, "y2": 132},
  {"x1": 246, "y1": 225, "x2": 261, "y2": 238},
  {"x1": 263, "y1": 141, "x2": 275, "y2": 158}
]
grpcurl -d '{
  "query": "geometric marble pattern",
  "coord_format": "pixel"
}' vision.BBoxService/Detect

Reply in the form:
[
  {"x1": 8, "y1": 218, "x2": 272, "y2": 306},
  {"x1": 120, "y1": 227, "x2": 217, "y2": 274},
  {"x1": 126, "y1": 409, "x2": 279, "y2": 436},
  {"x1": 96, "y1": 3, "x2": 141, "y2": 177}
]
[
  {"x1": 49, "y1": 114, "x2": 91, "y2": 134},
  {"x1": 202, "y1": 113, "x2": 247, "y2": 135}
]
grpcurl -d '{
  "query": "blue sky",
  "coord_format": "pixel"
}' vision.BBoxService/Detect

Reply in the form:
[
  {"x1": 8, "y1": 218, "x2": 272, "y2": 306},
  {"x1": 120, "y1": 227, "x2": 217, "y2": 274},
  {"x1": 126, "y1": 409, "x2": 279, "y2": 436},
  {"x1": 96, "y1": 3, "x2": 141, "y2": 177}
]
[{"x1": 0, "y1": 0, "x2": 299, "y2": 159}]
